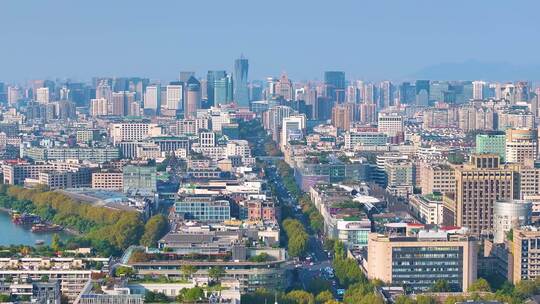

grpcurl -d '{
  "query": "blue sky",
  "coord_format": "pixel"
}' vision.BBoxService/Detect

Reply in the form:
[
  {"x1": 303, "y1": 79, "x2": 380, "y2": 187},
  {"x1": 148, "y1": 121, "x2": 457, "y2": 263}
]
[{"x1": 2, "y1": 0, "x2": 539, "y2": 82}]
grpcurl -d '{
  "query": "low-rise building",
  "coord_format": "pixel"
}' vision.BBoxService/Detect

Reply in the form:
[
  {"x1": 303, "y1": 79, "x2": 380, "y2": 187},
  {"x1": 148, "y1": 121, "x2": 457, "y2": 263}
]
[{"x1": 409, "y1": 194, "x2": 445, "y2": 225}]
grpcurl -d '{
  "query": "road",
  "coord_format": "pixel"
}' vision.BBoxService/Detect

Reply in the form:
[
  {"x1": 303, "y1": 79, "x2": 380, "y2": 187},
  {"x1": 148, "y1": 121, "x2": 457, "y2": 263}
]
[{"x1": 264, "y1": 163, "x2": 338, "y2": 293}]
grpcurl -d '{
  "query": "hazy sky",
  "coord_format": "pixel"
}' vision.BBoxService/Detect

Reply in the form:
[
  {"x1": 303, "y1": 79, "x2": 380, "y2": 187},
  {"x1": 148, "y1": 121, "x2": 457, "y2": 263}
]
[{"x1": 2, "y1": 0, "x2": 539, "y2": 83}]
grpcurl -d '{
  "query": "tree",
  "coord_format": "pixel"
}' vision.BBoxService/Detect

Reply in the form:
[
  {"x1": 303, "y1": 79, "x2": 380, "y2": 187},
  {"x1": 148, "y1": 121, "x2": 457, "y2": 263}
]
[
  {"x1": 115, "y1": 266, "x2": 135, "y2": 277},
  {"x1": 315, "y1": 291, "x2": 333, "y2": 304},
  {"x1": 240, "y1": 288, "x2": 276, "y2": 304},
  {"x1": 0, "y1": 294, "x2": 10, "y2": 303},
  {"x1": 308, "y1": 278, "x2": 332, "y2": 295},
  {"x1": 140, "y1": 214, "x2": 169, "y2": 247},
  {"x1": 333, "y1": 240, "x2": 346, "y2": 260},
  {"x1": 144, "y1": 291, "x2": 169, "y2": 303},
  {"x1": 181, "y1": 265, "x2": 197, "y2": 279},
  {"x1": 416, "y1": 295, "x2": 437, "y2": 304},
  {"x1": 249, "y1": 252, "x2": 270, "y2": 262},
  {"x1": 343, "y1": 281, "x2": 374, "y2": 304},
  {"x1": 51, "y1": 234, "x2": 62, "y2": 251},
  {"x1": 208, "y1": 266, "x2": 225, "y2": 285},
  {"x1": 394, "y1": 295, "x2": 415, "y2": 304},
  {"x1": 358, "y1": 293, "x2": 384, "y2": 304},
  {"x1": 514, "y1": 279, "x2": 538, "y2": 297},
  {"x1": 178, "y1": 287, "x2": 205, "y2": 302},
  {"x1": 430, "y1": 279, "x2": 452, "y2": 292},
  {"x1": 468, "y1": 278, "x2": 491, "y2": 292},
  {"x1": 333, "y1": 258, "x2": 365, "y2": 287},
  {"x1": 284, "y1": 290, "x2": 315, "y2": 304},
  {"x1": 129, "y1": 250, "x2": 149, "y2": 263}
]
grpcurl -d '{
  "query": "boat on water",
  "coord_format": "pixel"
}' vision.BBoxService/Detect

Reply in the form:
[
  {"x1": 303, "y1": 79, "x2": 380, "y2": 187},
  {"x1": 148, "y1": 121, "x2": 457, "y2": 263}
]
[
  {"x1": 35, "y1": 240, "x2": 45, "y2": 245},
  {"x1": 31, "y1": 223, "x2": 64, "y2": 233},
  {"x1": 12, "y1": 213, "x2": 41, "y2": 225}
]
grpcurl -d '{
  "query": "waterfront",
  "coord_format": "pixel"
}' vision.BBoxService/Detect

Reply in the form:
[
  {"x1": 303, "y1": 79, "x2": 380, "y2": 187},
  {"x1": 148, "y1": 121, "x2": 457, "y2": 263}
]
[{"x1": 0, "y1": 211, "x2": 71, "y2": 246}]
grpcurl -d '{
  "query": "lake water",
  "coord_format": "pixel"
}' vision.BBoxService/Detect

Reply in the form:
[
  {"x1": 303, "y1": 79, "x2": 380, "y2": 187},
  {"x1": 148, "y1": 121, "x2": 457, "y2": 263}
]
[{"x1": 0, "y1": 211, "x2": 72, "y2": 246}]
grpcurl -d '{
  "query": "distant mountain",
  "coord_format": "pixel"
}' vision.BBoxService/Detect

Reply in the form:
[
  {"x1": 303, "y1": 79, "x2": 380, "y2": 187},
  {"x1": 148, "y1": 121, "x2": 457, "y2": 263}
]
[{"x1": 408, "y1": 60, "x2": 540, "y2": 81}]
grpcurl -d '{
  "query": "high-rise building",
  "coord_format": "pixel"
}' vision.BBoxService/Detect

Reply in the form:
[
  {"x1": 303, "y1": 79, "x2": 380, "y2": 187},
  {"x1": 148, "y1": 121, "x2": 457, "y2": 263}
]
[
  {"x1": 505, "y1": 128, "x2": 537, "y2": 166},
  {"x1": 36, "y1": 87, "x2": 50, "y2": 103},
  {"x1": 144, "y1": 85, "x2": 161, "y2": 113},
  {"x1": 214, "y1": 74, "x2": 233, "y2": 106},
  {"x1": 420, "y1": 163, "x2": 455, "y2": 195},
  {"x1": 110, "y1": 91, "x2": 134, "y2": 116},
  {"x1": 90, "y1": 98, "x2": 108, "y2": 117},
  {"x1": 233, "y1": 56, "x2": 249, "y2": 107},
  {"x1": 367, "y1": 230, "x2": 477, "y2": 292},
  {"x1": 166, "y1": 82, "x2": 183, "y2": 111},
  {"x1": 415, "y1": 80, "x2": 430, "y2": 106},
  {"x1": 280, "y1": 115, "x2": 305, "y2": 149},
  {"x1": 362, "y1": 82, "x2": 375, "y2": 104},
  {"x1": 275, "y1": 73, "x2": 293, "y2": 101},
  {"x1": 95, "y1": 82, "x2": 112, "y2": 102},
  {"x1": 324, "y1": 71, "x2": 345, "y2": 103},
  {"x1": 476, "y1": 133, "x2": 506, "y2": 161},
  {"x1": 472, "y1": 81, "x2": 486, "y2": 100},
  {"x1": 377, "y1": 112, "x2": 404, "y2": 136},
  {"x1": 331, "y1": 103, "x2": 356, "y2": 130},
  {"x1": 179, "y1": 72, "x2": 195, "y2": 83},
  {"x1": 379, "y1": 81, "x2": 394, "y2": 108},
  {"x1": 384, "y1": 158, "x2": 414, "y2": 198},
  {"x1": 185, "y1": 76, "x2": 201, "y2": 118},
  {"x1": 515, "y1": 81, "x2": 529, "y2": 103},
  {"x1": 7, "y1": 86, "x2": 21, "y2": 105},
  {"x1": 399, "y1": 82, "x2": 415, "y2": 104},
  {"x1": 455, "y1": 154, "x2": 518, "y2": 235},
  {"x1": 512, "y1": 226, "x2": 540, "y2": 283},
  {"x1": 262, "y1": 105, "x2": 293, "y2": 141},
  {"x1": 206, "y1": 70, "x2": 226, "y2": 106}
]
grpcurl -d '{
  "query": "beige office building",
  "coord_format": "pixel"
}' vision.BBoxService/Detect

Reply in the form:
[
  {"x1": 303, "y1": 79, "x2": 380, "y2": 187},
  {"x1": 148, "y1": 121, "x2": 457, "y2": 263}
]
[
  {"x1": 513, "y1": 227, "x2": 540, "y2": 284},
  {"x1": 91, "y1": 172, "x2": 123, "y2": 191},
  {"x1": 506, "y1": 128, "x2": 537, "y2": 166},
  {"x1": 420, "y1": 163, "x2": 456, "y2": 195},
  {"x1": 455, "y1": 154, "x2": 518, "y2": 235},
  {"x1": 367, "y1": 231, "x2": 477, "y2": 292}
]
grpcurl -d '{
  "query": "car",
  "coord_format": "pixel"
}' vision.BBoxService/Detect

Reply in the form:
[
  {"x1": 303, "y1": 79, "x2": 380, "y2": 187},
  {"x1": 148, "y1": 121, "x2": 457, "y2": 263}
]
[{"x1": 309, "y1": 262, "x2": 314, "y2": 266}]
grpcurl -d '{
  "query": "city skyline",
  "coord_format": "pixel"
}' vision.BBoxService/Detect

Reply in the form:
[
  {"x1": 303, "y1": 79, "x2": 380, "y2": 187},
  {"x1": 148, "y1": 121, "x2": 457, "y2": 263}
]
[{"x1": 2, "y1": 0, "x2": 540, "y2": 82}]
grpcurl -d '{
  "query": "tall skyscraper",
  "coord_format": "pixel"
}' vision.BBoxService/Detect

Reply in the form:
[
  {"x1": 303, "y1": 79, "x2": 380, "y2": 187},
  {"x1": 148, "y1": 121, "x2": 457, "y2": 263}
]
[
  {"x1": 214, "y1": 74, "x2": 233, "y2": 106},
  {"x1": 179, "y1": 72, "x2": 195, "y2": 83},
  {"x1": 331, "y1": 103, "x2": 357, "y2": 130},
  {"x1": 207, "y1": 70, "x2": 227, "y2": 106},
  {"x1": 36, "y1": 87, "x2": 50, "y2": 103},
  {"x1": 233, "y1": 56, "x2": 249, "y2": 107},
  {"x1": 166, "y1": 82, "x2": 183, "y2": 111},
  {"x1": 111, "y1": 92, "x2": 127, "y2": 116},
  {"x1": 472, "y1": 81, "x2": 486, "y2": 100},
  {"x1": 144, "y1": 85, "x2": 161, "y2": 113},
  {"x1": 185, "y1": 76, "x2": 201, "y2": 118},
  {"x1": 415, "y1": 80, "x2": 430, "y2": 106},
  {"x1": 275, "y1": 73, "x2": 294, "y2": 101},
  {"x1": 7, "y1": 86, "x2": 21, "y2": 105},
  {"x1": 379, "y1": 81, "x2": 394, "y2": 108},
  {"x1": 324, "y1": 71, "x2": 345, "y2": 103}
]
